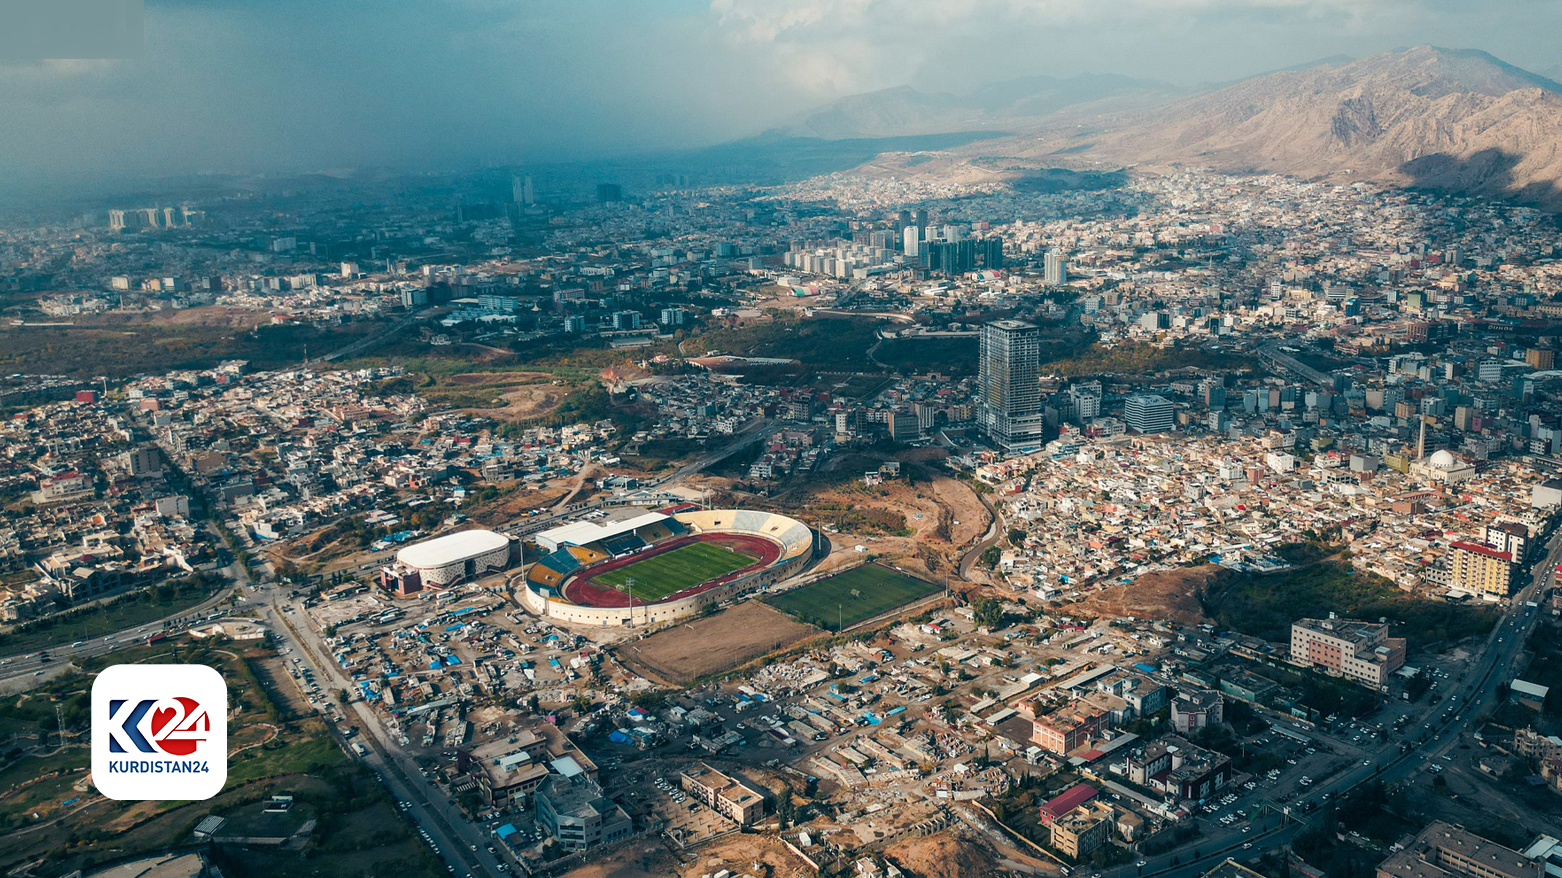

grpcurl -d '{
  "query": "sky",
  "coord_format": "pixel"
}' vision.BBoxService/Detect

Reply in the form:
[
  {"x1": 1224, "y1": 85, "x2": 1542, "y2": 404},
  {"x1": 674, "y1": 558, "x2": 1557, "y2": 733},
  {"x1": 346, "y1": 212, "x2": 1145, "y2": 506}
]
[{"x1": 1, "y1": 0, "x2": 1559, "y2": 182}]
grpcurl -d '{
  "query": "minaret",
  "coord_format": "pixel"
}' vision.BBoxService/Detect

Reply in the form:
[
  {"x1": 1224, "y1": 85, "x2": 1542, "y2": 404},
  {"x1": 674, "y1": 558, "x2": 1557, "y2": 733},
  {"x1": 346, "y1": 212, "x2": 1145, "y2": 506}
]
[{"x1": 1417, "y1": 415, "x2": 1428, "y2": 461}]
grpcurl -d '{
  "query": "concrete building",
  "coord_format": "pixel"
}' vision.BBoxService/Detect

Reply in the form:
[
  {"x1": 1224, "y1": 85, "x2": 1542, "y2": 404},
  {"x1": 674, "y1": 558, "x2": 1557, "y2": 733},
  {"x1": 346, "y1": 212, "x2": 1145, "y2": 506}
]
[
  {"x1": 1291, "y1": 617, "x2": 1406, "y2": 688},
  {"x1": 1377, "y1": 821, "x2": 1540, "y2": 878},
  {"x1": 1032, "y1": 702, "x2": 1111, "y2": 754},
  {"x1": 1049, "y1": 800, "x2": 1112, "y2": 858},
  {"x1": 1044, "y1": 249, "x2": 1068, "y2": 286},
  {"x1": 1124, "y1": 395, "x2": 1175, "y2": 434},
  {"x1": 979, "y1": 320, "x2": 1045, "y2": 451},
  {"x1": 535, "y1": 774, "x2": 632, "y2": 852},
  {"x1": 124, "y1": 446, "x2": 164, "y2": 477},
  {"x1": 1484, "y1": 521, "x2": 1530, "y2": 562},
  {"x1": 1170, "y1": 689, "x2": 1224, "y2": 735},
  {"x1": 679, "y1": 763, "x2": 767, "y2": 826},
  {"x1": 1447, "y1": 541, "x2": 1514, "y2": 598}
]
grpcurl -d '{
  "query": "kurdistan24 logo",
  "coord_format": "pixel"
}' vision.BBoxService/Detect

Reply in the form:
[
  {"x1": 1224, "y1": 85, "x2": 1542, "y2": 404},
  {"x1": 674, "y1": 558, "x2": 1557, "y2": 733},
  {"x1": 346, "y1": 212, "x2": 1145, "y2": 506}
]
[
  {"x1": 106, "y1": 696, "x2": 210, "y2": 756},
  {"x1": 92, "y1": 664, "x2": 228, "y2": 800}
]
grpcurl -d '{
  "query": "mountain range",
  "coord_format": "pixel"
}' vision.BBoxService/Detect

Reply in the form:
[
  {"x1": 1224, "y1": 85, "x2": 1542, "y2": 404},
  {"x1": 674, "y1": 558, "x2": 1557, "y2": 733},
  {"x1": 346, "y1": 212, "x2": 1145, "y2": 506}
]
[{"x1": 757, "y1": 47, "x2": 1562, "y2": 208}]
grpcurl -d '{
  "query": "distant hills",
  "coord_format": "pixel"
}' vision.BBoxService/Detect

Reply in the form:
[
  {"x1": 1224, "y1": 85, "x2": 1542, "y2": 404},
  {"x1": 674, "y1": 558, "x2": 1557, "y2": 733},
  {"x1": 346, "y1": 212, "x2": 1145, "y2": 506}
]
[
  {"x1": 760, "y1": 73, "x2": 1180, "y2": 140},
  {"x1": 751, "y1": 46, "x2": 1562, "y2": 208}
]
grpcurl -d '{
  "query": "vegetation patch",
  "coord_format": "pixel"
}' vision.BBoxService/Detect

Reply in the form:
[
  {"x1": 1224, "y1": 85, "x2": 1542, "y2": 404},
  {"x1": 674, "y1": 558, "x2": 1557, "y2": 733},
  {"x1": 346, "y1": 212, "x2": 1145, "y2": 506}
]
[{"x1": 1197, "y1": 547, "x2": 1497, "y2": 650}]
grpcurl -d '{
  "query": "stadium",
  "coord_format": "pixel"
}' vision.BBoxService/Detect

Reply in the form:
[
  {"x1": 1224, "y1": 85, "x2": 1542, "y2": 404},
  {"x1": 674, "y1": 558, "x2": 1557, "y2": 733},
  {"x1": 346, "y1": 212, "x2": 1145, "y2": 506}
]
[
  {"x1": 517, "y1": 507, "x2": 816, "y2": 627},
  {"x1": 381, "y1": 529, "x2": 515, "y2": 596}
]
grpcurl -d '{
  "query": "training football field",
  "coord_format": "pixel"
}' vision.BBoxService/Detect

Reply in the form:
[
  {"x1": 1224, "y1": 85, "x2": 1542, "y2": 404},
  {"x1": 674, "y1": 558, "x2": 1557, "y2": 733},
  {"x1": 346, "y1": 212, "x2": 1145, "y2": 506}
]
[
  {"x1": 763, "y1": 564, "x2": 942, "y2": 631},
  {"x1": 592, "y1": 541, "x2": 758, "y2": 602}
]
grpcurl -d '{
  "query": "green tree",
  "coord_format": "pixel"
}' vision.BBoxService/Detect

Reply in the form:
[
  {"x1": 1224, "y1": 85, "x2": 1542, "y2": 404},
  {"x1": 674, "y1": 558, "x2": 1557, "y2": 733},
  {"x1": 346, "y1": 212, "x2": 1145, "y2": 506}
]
[{"x1": 776, "y1": 787, "x2": 795, "y2": 828}]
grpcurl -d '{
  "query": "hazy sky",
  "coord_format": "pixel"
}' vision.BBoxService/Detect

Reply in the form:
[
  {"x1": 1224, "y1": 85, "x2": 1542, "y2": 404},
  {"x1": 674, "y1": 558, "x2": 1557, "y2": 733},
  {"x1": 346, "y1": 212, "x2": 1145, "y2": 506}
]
[{"x1": 1, "y1": 0, "x2": 1559, "y2": 181}]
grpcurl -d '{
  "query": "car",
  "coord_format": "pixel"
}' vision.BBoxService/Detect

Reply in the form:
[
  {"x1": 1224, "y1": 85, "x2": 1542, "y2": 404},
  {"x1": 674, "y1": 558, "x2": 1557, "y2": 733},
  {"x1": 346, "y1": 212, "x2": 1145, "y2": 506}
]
[
  {"x1": 1243, "y1": 826, "x2": 1252, "y2": 833},
  {"x1": 1137, "y1": 862, "x2": 1148, "y2": 868},
  {"x1": 1243, "y1": 843, "x2": 1253, "y2": 850},
  {"x1": 1363, "y1": 759, "x2": 1371, "y2": 766},
  {"x1": 33, "y1": 670, "x2": 43, "y2": 676}
]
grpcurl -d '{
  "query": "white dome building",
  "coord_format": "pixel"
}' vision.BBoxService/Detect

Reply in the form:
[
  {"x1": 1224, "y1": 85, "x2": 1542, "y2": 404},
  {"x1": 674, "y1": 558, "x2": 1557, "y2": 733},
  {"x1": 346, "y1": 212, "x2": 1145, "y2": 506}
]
[{"x1": 1411, "y1": 448, "x2": 1476, "y2": 485}]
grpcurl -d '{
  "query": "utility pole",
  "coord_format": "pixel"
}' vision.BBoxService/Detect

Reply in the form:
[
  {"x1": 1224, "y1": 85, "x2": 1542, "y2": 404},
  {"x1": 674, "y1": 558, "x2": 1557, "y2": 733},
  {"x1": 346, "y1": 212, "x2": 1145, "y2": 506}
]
[{"x1": 627, "y1": 576, "x2": 636, "y2": 627}]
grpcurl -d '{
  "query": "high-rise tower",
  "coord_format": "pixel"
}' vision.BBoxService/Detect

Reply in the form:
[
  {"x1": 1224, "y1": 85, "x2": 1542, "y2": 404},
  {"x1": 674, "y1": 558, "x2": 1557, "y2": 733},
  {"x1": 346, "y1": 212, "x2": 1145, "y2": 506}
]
[{"x1": 979, "y1": 320, "x2": 1044, "y2": 450}]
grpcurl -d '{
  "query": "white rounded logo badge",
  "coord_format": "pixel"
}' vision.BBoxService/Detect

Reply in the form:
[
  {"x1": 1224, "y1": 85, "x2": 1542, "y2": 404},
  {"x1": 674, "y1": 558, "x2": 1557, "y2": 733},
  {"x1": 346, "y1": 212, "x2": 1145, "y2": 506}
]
[{"x1": 91, "y1": 664, "x2": 227, "y2": 800}]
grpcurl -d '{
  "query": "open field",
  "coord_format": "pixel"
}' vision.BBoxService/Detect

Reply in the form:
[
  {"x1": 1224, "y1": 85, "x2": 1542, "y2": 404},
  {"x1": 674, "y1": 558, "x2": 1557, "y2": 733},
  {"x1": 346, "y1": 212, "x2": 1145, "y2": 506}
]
[
  {"x1": 764, "y1": 564, "x2": 943, "y2": 631},
  {"x1": 0, "y1": 316, "x2": 386, "y2": 378},
  {"x1": 592, "y1": 542, "x2": 758, "y2": 603},
  {"x1": 619, "y1": 601, "x2": 818, "y2": 684}
]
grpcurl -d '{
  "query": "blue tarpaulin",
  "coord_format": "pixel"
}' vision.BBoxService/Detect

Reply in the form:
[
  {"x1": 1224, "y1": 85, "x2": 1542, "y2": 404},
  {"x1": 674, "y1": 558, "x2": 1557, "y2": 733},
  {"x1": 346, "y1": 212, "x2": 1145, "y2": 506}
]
[{"x1": 496, "y1": 824, "x2": 518, "y2": 840}]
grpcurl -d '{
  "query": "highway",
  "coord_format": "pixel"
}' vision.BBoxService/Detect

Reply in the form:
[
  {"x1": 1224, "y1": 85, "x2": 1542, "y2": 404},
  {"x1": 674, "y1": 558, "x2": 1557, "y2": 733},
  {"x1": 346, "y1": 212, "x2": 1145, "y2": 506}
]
[
  {"x1": 0, "y1": 568, "x2": 239, "y2": 692},
  {"x1": 1092, "y1": 527, "x2": 1558, "y2": 878}
]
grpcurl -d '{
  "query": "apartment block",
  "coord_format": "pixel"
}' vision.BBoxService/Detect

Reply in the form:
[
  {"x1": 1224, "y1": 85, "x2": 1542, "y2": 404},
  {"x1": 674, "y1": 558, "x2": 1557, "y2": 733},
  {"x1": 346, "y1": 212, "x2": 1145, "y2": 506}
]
[
  {"x1": 1447, "y1": 541, "x2": 1514, "y2": 597},
  {"x1": 1049, "y1": 800, "x2": 1114, "y2": 859},
  {"x1": 679, "y1": 763, "x2": 767, "y2": 826}
]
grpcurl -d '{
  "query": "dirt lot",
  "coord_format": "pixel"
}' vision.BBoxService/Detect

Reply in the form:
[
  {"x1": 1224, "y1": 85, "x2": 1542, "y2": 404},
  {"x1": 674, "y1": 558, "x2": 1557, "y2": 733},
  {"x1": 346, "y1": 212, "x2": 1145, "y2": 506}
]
[
  {"x1": 764, "y1": 448, "x2": 992, "y2": 583},
  {"x1": 444, "y1": 371, "x2": 569, "y2": 420},
  {"x1": 468, "y1": 484, "x2": 572, "y2": 527},
  {"x1": 1059, "y1": 563, "x2": 1222, "y2": 626},
  {"x1": 560, "y1": 833, "x2": 816, "y2": 878},
  {"x1": 886, "y1": 831, "x2": 1011, "y2": 878},
  {"x1": 618, "y1": 601, "x2": 819, "y2": 684}
]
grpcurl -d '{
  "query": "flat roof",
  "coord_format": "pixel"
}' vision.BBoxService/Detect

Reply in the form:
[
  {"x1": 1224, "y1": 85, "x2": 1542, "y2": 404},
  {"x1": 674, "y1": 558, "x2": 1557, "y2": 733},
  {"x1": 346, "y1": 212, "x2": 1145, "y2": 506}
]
[
  {"x1": 397, "y1": 529, "x2": 510, "y2": 570},
  {"x1": 536, "y1": 511, "x2": 669, "y2": 548}
]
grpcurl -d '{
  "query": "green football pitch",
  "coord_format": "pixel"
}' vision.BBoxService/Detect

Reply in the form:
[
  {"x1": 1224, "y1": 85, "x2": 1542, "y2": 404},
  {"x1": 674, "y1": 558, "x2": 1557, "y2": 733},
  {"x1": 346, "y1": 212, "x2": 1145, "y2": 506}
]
[
  {"x1": 763, "y1": 564, "x2": 942, "y2": 631},
  {"x1": 591, "y1": 542, "x2": 759, "y2": 602}
]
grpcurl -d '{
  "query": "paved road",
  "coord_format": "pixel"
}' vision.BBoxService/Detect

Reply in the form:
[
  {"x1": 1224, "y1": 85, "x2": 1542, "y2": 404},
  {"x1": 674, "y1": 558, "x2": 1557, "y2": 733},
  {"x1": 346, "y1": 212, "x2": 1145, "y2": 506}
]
[
  {"x1": 0, "y1": 569, "x2": 239, "y2": 690},
  {"x1": 958, "y1": 491, "x2": 1003, "y2": 581}
]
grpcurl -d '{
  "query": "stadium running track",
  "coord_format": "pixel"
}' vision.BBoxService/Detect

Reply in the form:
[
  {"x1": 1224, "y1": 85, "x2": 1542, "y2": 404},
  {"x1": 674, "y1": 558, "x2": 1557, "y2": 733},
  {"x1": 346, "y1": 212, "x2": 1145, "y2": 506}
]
[{"x1": 561, "y1": 532, "x2": 782, "y2": 609}]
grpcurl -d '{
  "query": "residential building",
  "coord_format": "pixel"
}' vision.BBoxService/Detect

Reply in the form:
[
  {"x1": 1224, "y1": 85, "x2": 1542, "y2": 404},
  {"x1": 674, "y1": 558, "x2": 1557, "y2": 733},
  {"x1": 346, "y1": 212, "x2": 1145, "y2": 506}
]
[
  {"x1": 1484, "y1": 521, "x2": 1529, "y2": 562},
  {"x1": 1291, "y1": 617, "x2": 1406, "y2": 688},
  {"x1": 1049, "y1": 801, "x2": 1113, "y2": 858},
  {"x1": 979, "y1": 320, "x2": 1045, "y2": 451},
  {"x1": 679, "y1": 763, "x2": 767, "y2": 826},
  {"x1": 1044, "y1": 249, "x2": 1067, "y2": 286},
  {"x1": 1447, "y1": 541, "x2": 1514, "y2": 597}
]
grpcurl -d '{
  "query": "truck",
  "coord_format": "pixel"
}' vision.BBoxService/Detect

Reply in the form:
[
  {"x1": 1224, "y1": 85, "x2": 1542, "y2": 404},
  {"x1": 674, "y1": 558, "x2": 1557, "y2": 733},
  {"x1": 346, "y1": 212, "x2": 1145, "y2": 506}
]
[{"x1": 352, "y1": 742, "x2": 368, "y2": 756}]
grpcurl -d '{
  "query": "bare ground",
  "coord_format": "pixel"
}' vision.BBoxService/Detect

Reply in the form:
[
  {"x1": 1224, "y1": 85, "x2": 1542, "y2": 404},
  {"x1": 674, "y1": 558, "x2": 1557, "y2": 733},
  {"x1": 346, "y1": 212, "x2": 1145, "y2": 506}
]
[
  {"x1": 770, "y1": 448, "x2": 991, "y2": 582},
  {"x1": 886, "y1": 831, "x2": 1005, "y2": 878},
  {"x1": 617, "y1": 602, "x2": 819, "y2": 684},
  {"x1": 1058, "y1": 563, "x2": 1225, "y2": 626}
]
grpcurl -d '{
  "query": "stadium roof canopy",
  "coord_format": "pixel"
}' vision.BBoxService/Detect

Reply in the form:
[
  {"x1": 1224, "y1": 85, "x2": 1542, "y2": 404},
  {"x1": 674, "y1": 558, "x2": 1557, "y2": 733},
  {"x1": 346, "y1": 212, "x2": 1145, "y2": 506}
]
[
  {"x1": 397, "y1": 529, "x2": 510, "y2": 570},
  {"x1": 536, "y1": 511, "x2": 669, "y2": 552}
]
